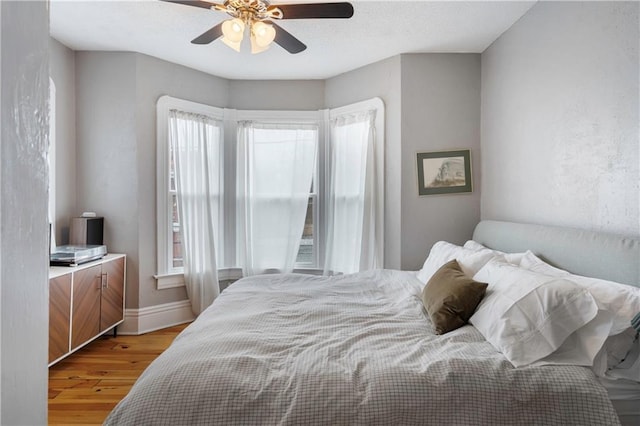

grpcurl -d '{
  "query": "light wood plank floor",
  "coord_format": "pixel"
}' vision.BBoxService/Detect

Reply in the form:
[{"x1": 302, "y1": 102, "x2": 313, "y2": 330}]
[{"x1": 48, "y1": 323, "x2": 189, "y2": 425}]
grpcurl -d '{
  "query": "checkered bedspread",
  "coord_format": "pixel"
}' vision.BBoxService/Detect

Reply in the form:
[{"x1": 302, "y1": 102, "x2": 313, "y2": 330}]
[{"x1": 105, "y1": 270, "x2": 620, "y2": 425}]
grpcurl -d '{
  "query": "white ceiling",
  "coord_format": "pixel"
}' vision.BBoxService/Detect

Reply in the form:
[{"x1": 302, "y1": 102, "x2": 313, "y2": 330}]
[{"x1": 50, "y1": 0, "x2": 536, "y2": 80}]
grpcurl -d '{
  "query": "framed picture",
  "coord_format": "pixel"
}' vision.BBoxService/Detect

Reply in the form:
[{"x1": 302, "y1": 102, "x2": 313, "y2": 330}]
[{"x1": 416, "y1": 149, "x2": 472, "y2": 196}]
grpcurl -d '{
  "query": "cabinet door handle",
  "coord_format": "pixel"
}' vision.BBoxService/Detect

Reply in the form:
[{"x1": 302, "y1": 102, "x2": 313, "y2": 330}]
[{"x1": 102, "y1": 272, "x2": 108, "y2": 290}]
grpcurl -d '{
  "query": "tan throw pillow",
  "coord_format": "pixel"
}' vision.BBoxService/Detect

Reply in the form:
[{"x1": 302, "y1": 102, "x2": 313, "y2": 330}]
[{"x1": 422, "y1": 259, "x2": 488, "y2": 335}]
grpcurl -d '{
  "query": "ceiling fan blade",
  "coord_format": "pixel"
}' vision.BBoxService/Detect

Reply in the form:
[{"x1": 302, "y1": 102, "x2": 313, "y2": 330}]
[
  {"x1": 271, "y1": 2, "x2": 354, "y2": 19},
  {"x1": 191, "y1": 22, "x2": 224, "y2": 44},
  {"x1": 269, "y1": 21, "x2": 306, "y2": 54},
  {"x1": 160, "y1": 0, "x2": 218, "y2": 10}
]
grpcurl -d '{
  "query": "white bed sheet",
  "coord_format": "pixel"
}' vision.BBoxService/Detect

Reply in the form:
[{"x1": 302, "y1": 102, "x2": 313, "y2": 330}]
[
  {"x1": 610, "y1": 400, "x2": 640, "y2": 426},
  {"x1": 600, "y1": 376, "x2": 640, "y2": 401},
  {"x1": 106, "y1": 270, "x2": 621, "y2": 425}
]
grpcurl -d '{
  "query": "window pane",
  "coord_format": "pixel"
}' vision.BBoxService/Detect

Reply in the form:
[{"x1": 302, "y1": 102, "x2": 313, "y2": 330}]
[
  {"x1": 171, "y1": 192, "x2": 179, "y2": 224},
  {"x1": 169, "y1": 143, "x2": 176, "y2": 192},
  {"x1": 171, "y1": 194, "x2": 183, "y2": 268},
  {"x1": 295, "y1": 197, "x2": 314, "y2": 264},
  {"x1": 239, "y1": 122, "x2": 317, "y2": 274},
  {"x1": 172, "y1": 228, "x2": 183, "y2": 268},
  {"x1": 169, "y1": 134, "x2": 178, "y2": 267}
]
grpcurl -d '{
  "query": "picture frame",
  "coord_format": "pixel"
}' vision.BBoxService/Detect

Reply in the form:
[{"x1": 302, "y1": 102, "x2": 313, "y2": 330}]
[{"x1": 416, "y1": 149, "x2": 472, "y2": 196}]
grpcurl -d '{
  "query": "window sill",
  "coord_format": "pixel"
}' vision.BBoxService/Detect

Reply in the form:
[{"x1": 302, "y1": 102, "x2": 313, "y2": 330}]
[
  {"x1": 292, "y1": 268, "x2": 323, "y2": 275},
  {"x1": 154, "y1": 273, "x2": 185, "y2": 290},
  {"x1": 155, "y1": 267, "x2": 324, "y2": 290},
  {"x1": 155, "y1": 268, "x2": 245, "y2": 290}
]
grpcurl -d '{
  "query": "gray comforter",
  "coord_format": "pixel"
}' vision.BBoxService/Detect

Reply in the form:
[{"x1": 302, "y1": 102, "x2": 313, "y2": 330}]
[{"x1": 105, "y1": 270, "x2": 621, "y2": 425}]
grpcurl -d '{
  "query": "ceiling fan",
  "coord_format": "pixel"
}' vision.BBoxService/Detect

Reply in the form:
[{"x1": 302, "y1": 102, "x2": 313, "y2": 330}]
[{"x1": 161, "y1": 0, "x2": 354, "y2": 54}]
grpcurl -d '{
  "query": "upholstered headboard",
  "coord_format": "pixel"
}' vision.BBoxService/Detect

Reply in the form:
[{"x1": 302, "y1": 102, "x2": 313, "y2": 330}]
[{"x1": 472, "y1": 220, "x2": 640, "y2": 287}]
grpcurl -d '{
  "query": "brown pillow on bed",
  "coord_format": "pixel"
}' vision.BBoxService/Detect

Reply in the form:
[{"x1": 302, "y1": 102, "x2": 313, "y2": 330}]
[{"x1": 421, "y1": 259, "x2": 488, "y2": 335}]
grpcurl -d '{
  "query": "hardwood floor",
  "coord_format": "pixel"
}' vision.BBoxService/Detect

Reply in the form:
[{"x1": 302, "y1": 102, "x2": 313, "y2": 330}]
[{"x1": 48, "y1": 323, "x2": 189, "y2": 425}]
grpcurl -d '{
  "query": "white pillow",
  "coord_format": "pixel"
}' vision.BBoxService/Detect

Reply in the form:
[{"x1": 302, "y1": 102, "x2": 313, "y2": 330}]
[
  {"x1": 463, "y1": 240, "x2": 489, "y2": 251},
  {"x1": 520, "y1": 251, "x2": 640, "y2": 335},
  {"x1": 470, "y1": 258, "x2": 599, "y2": 367},
  {"x1": 463, "y1": 240, "x2": 525, "y2": 265},
  {"x1": 416, "y1": 241, "x2": 496, "y2": 284},
  {"x1": 518, "y1": 251, "x2": 568, "y2": 276}
]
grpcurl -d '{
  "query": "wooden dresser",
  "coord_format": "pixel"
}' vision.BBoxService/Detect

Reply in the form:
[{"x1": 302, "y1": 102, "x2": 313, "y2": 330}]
[{"x1": 48, "y1": 254, "x2": 126, "y2": 366}]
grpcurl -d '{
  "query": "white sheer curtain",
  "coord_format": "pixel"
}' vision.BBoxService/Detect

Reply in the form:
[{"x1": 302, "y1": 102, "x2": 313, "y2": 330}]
[
  {"x1": 324, "y1": 110, "x2": 379, "y2": 275},
  {"x1": 169, "y1": 110, "x2": 222, "y2": 315},
  {"x1": 237, "y1": 121, "x2": 318, "y2": 276}
]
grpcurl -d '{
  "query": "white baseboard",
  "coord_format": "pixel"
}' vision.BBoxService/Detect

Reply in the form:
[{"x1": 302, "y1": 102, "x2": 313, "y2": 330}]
[{"x1": 118, "y1": 300, "x2": 195, "y2": 335}]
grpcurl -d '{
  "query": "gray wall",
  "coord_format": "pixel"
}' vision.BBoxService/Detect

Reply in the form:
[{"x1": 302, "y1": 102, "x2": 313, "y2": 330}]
[
  {"x1": 481, "y1": 1, "x2": 639, "y2": 236},
  {"x1": 400, "y1": 54, "x2": 481, "y2": 270},
  {"x1": 1, "y1": 1, "x2": 49, "y2": 423},
  {"x1": 49, "y1": 38, "x2": 76, "y2": 245},
  {"x1": 229, "y1": 80, "x2": 325, "y2": 110},
  {"x1": 325, "y1": 55, "x2": 403, "y2": 269},
  {"x1": 76, "y1": 52, "x2": 141, "y2": 307}
]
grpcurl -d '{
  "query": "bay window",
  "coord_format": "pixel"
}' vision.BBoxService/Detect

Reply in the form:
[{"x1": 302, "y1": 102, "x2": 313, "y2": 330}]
[{"x1": 156, "y1": 96, "x2": 384, "y2": 287}]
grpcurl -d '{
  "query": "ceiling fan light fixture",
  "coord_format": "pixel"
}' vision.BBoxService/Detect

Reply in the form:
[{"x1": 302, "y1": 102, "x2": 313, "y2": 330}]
[
  {"x1": 221, "y1": 17, "x2": 245, "y2": 51},
  {"x1": 167, "y1": 0, "x2": 353, "y2": 54},
  {"x1": 250, "y1": 21, "x2": 276, "y2": 53}
]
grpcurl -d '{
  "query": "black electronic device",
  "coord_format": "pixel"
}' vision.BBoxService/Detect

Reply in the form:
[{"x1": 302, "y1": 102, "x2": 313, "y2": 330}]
[{"x1": 70, "y1": 216, "x2": 104, "y2": 246}]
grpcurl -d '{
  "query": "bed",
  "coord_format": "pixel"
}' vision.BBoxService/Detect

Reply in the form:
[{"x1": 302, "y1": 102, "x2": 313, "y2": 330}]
[
  {"x1": 472, "y1": 220, "x2": 640, "y2": 426},
  {"x1": 105, "y1": 220, "x2": 640, "y2": 425}
]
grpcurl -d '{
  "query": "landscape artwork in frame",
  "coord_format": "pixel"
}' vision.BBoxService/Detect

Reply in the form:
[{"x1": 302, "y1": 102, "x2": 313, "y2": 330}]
[{"x1": 416, "y1": 150, "x2": 472, "y2": 195}]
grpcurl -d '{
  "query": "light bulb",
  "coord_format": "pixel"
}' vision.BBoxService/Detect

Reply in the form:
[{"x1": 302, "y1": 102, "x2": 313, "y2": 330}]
[
  {"x1": 232, "y1": 21, "x2": 242, "y2": 32},
  {"x1": 255, "y1": 23, "x2": 268, "y2": 38},
  {"x1": 221, "y1": 18, "x2": 245, "y2": 51},
  {"x1": 250, "y1": 21, "x2": 276, "y2": 54}
]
